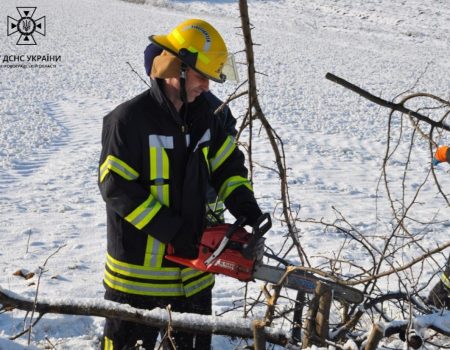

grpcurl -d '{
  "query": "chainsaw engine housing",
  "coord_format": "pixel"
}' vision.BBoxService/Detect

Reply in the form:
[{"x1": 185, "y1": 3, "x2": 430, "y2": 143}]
[{"x1": 166, "y1": 224, "x2": 256, "y2": 281}]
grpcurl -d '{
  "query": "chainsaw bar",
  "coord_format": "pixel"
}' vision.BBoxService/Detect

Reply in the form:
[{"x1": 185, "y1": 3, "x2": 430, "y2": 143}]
[{"x1": 253, "y1": 263, "x2": 364, "y2": 304}]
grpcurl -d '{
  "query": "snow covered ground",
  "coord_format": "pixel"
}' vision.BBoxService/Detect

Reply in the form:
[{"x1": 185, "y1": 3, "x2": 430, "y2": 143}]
[{"x1": 0, "y1": 0, "x2": 449, "y2": 348}]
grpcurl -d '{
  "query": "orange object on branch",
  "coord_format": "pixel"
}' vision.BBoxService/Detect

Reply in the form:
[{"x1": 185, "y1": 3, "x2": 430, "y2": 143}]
[{"x1": 435, "y1": 146, "x2": 449, "y2": 163}]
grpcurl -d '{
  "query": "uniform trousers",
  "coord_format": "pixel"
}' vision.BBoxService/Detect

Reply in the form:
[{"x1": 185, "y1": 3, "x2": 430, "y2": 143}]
[{"x1": 102, "y1": 286, "x2": 212, "y2": 350}]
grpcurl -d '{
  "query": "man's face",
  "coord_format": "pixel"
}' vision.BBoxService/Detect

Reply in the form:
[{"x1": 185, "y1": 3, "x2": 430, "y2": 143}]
[{"x1": 185, "y1": 68, "x2": 210, "y2": 102}]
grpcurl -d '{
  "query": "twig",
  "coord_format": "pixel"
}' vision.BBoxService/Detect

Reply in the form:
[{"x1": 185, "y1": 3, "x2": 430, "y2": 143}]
[
  {"x1": 158, "y1": 304, "x2": 177, "y2": 350},
  {"x1": 9, "y1": 313, "x2": 44, "y2": 341},
  {"x1": 45, "y1": 336, "x2": 58, "y2": 350},
  {"x1": 28, "y1": 244, "x2": 66, "y2": 345},
  {"x1": 126, "y1": 61, "x2": 151, "y2": 88}
]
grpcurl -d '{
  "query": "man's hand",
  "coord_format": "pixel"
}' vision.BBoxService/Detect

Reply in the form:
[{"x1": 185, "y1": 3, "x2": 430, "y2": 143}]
[
  {"x1": 170, "y1": 227, "x2": 198, "y2": 259},
  {"x1": 242, "y1": 213, "x2": 271, "y2": 259}
]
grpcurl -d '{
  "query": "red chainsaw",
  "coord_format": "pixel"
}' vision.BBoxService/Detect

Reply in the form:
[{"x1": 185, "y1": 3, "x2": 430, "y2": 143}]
[{"x1": 166, "y1": 214, "x2": 363, "y2": 304}]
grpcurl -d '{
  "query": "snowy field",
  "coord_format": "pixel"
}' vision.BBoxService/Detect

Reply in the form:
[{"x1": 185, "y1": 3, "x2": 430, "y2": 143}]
[{"x1": 0, "y1": 0, "x2": 449, "y2": 348}]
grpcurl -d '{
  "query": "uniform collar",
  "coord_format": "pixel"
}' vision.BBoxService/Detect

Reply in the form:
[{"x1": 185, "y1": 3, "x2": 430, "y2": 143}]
[{"x1": 149, "y1": 78, "x2": 208, "y2": 128}]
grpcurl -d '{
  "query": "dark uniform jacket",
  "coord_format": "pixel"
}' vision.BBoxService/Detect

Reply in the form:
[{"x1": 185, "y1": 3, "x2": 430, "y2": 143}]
[{"x1": 98, "y1": 79, "x2": 261, "y2": 298}]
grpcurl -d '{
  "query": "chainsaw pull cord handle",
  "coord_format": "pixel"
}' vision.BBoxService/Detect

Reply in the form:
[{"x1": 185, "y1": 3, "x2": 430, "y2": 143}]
[
  {"x1": 204, "y1": 216, "x2": 247, "y2": 266},
  {"x1": 242, "y1": 213, "x2": 272, "y2": 260}
]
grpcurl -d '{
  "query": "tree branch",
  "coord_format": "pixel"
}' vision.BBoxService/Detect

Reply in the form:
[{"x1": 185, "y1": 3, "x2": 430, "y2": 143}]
[
  {"x1": 325, "y1": 73, "x2": 450, "y2": 131},
  {"x1": 0, "y1": 287, "x2": 289, "y2": 346}
]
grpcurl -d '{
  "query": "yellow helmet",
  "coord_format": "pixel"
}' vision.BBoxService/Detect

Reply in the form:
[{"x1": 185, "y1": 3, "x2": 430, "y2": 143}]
[{"x1": 149, "y1": 19, "x2": 233, "y2": 83}]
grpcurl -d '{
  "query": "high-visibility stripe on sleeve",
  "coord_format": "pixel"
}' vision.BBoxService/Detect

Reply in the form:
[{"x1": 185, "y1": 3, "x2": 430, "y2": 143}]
[
  {"x1": 181, "y1": 268, "x2": 205, "y2": 281},
  {"x1": 218, "y1": 176, "x2": 253, "y2": 201},
  {"x1": 210, "y1": 136, "x2": 236, "y2": 172},
  {"x1": 125, "y1": 195, "x2": 162, "y2": 230},
  {"x1": 104, "y1": 336, "x2": 113, "y2": 350},
  {"x1": 100, "y1": 155, "x2": 139, "y2": 183},
  {"x1": 441, "y1": 273, "x2": 450, "y2": 290},
  {"x1": 181, "y1": 268, "x2": 215, "y2": 298}
]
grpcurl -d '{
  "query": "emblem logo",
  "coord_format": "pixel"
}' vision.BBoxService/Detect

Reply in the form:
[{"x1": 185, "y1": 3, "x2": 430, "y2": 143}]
[{"x1": 7, "y1": 7, "x2": 46, "y2": 45}]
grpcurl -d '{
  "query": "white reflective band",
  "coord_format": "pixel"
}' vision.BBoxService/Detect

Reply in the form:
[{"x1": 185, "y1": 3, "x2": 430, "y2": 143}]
[
  {"x1": 149, "y1": 134, "x2": 174, "y2": 149},
  {"x1": 193, "y1": 129, "x2": 211, "y2": 152}
]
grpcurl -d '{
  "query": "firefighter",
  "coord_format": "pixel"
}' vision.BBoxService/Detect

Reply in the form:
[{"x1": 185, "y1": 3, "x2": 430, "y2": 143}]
[
  {"x1": 427, "y1": 145, "x2": 450, "y2": 309},
  {"x1": 144, "y1": 42, "x2": 237, "y2": 225},
  {"x1": 99, "y1": 19, "x2": 264, "y2": 349}
]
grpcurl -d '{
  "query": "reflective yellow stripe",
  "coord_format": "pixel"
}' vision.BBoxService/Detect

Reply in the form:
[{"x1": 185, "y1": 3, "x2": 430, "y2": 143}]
[
  {"x1": 150, "y1": 147, "x2": 169, "y2": 182},
  {"x1": 202, "y1": 147, "x2": 210, "y2": 174},
  {"x1": 208, "y1": 200, "x2": 224, "y2": 212},
  {"x1": 150, "y1": 184, "x2": 169, "y2": 208},
  {"x1": 104, "y1": 270, "x2": 184, "y2": 297},
  {"x1": 218, "y1": 176, "x2": 253, "y2": 201},
  {"x1": 181, "y1": 267, "x2": 205, "y2": 281},
  {"x1": 171, "y1": 29, "x2": 185, "y2": 45},
  {"x1": 169, "y1": 29, "x2": 211, "y2": 65},
  {"x1": 210, "y1": 136, "x2": 236, "y2": 172},
  {"x1": 143, "y1": 235, "x2": 165, "y2": 268},
  {"x1": 149, "y1": 135, "x2": 171, "y2": 207},
  {"x1": 100, "y1": 155, "x2": 139, "y2": 182},
  {"x1": 207, "y1": 200, "x2": 225, "y2": 222},
  {"x1": 104, "y1": 336, "x2": 113, "y2": 350},
  {"x1": 125, "y1": 194, "x2": 162, "y2": 230},
  {"x1": 183, "y1": 273, "x2": 215, "y2": 298},
  {"x1": 187, "y1": 46, "x2": 210, "y2": 64},
  {"x1": 441, "y1": 273, "x2": 450, "y2": 290},
  {"x1": 107, "y1": 253, "x2": 179, "y2": 280}
]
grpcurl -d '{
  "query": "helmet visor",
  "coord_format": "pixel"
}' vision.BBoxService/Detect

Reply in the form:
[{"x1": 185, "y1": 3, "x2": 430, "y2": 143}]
[
  {"x1": 221, "y1": 53, "x2": 239, "y2": 83},
  {"x1": 191, "y1": 51, "x2": 239, "y2": 83}
]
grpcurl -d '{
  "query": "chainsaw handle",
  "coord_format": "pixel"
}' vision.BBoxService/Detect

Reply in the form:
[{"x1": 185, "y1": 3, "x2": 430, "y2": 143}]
[
  {"x1": 225, "y1": 216, "x2": 247, "y2": 238},
  {"x1": 242, "y1": 213, "x2": 271, "y2": 259},
  {"x1": 252, "y1": 213, "x2": 272, "y2": 237},
  {"x1": 204, "y1": 216, "x2": 247, "y2": 266}
]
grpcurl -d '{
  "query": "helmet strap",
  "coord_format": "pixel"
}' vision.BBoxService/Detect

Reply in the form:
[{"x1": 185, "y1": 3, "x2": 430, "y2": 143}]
[
  {"x1": 179, "y1": 62, "x2": 189, "y2": 129},
  {"x1": 179, "y1": 62, "x2": 188, "y2": 104}
]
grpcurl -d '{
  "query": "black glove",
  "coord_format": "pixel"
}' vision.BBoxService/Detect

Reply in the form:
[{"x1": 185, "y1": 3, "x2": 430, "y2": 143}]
[
  {"x1": 242, "y1": 213, "x2": 271, "y2": 259},
  {"x1": 224, "y1": 189, "x2": 262, "y2": 227},
  {"x1": 242, "y1": 206, "x2": 263, "y2": 227},
  {"x1": 170, "y1": 226, "x2": 199, "y2": 259}
]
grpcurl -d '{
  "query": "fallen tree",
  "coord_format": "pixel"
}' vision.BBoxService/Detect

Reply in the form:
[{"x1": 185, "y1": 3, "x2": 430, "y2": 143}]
[{"x1": 0, "y1": 286, "x2": 290, "y2": 347}]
